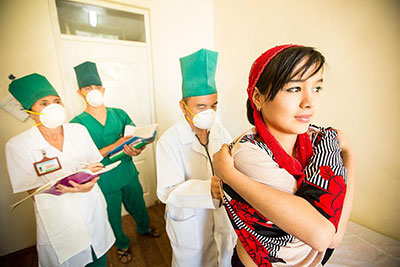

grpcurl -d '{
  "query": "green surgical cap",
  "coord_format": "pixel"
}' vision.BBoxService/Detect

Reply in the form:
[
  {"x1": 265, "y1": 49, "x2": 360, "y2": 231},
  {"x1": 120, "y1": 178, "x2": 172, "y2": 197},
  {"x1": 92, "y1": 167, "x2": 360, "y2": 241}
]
[
  {"x1": 8, "y1": 73, "x2": 59, "y2": 110},
  {"x1": 74, "y1": 61, "x2": 102, "y2": 89},
  {"x1": 180, "y1": 48, "x2": 218, "y2": 98}
]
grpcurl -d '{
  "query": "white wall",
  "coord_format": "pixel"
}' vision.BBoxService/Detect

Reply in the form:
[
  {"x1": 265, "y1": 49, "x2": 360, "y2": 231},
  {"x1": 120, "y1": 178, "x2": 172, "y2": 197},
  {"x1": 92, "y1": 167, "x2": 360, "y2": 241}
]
[
  {"x1": 0, "y1": 0, "x2": 65, "y2": 255},
  {"x1": 139, "y1": 0, "x2": 215, "y2": 134},
  {"x1": 214, "y1": 0, "x2": 400, "y2": 240},
  {"x1": 0, "y1": 0, "x2": 214, "y2": 255}
]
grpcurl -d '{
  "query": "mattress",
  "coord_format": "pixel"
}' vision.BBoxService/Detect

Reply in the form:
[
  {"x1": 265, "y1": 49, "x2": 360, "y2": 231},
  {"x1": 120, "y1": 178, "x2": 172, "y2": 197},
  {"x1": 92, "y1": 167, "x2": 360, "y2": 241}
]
[{"x1": 326, "y1": 221, "x2": 400, "y2": 266}]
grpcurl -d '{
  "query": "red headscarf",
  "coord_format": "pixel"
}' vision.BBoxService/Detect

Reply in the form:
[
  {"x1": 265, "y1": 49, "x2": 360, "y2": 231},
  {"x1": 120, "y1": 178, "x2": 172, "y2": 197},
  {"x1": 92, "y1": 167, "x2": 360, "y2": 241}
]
[{"x1": 247, "y1": 44, "x2": 313, "y2": 182}]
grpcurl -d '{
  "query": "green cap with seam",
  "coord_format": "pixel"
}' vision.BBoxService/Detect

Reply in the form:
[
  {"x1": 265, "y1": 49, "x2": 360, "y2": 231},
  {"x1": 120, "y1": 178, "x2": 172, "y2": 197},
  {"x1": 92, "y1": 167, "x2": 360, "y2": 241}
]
[
  {"x1": 8, "y1": 73, "x2": 59, "y2": 110},
  {"x1": 74, "y1": 61, "x2": 102, "y2": 89},
  {"x1": 180, "y1": 48, "x2": 218, "y2": 98}
]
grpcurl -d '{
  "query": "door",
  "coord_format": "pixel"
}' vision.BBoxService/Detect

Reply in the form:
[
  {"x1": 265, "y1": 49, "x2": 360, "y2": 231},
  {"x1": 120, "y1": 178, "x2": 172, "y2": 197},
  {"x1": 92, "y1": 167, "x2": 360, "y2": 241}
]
[{"x1": 53, "y1": 1, "x2": 157, "y2": 208}]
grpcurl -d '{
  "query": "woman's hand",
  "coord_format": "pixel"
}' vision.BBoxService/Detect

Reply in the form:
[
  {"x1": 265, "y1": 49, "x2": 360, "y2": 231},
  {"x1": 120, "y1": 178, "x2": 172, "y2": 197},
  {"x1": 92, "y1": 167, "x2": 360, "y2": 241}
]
[
  {"x1": 211, "y1": 175, "x2": 222, "y2": 199},
  {"x1": 56, "y1": 177, "x2": 100, "y2": 194},
  {"x1": 329, "y1": 129, "x2": 356, "y2": 248},
  {"x1": 213, "y1": 144, "x2": 235, "y2": 184},
  {"x1": 336, "y1": 129, "x2": 356, "y2": 176},
  {"x1": 123, "y1": 144, "x2": 146, "y2": 157},
  {"x1": 85, "y1": 162, "x2": 104, "y2": 173},
  {"x1": 336, "y1": 130, "x2": 353, "y2": 155}
]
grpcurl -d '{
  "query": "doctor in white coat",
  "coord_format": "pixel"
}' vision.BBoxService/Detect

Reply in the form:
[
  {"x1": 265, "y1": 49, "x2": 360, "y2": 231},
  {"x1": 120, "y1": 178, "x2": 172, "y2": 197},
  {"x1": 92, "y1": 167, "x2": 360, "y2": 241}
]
[
  {"x1": 156, "y1": 49, "x2": 236, "y2": 267},
  {"x1": 5, "y1": 73, "x2": 115, "y2": 267}
]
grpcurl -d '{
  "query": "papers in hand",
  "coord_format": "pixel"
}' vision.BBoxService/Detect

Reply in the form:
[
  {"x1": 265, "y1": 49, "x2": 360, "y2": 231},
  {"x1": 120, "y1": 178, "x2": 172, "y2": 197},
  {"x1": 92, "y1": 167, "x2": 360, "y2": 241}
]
[
  {"x1": 10, "y1": 161, "x2": 121, "y2": 210},
  {"x1": 43, "y1": 161, "x2": 121, "y2": 195},
  {"x1": 107, "y1": 124, "x2": 157, "y2": 161}
]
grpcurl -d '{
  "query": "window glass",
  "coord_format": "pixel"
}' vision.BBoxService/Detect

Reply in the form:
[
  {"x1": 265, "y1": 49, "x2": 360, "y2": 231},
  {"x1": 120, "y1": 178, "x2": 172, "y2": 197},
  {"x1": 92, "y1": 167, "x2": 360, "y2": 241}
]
[{"x1": 56, "y1": 0, "x2": 146, "y2": 42}]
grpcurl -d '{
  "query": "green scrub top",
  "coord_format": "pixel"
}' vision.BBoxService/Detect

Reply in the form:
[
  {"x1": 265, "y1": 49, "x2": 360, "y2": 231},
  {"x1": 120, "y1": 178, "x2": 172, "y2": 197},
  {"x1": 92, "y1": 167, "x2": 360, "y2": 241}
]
[{"x1": 70, "y1": 107, "x2": 139, "y2": 193}]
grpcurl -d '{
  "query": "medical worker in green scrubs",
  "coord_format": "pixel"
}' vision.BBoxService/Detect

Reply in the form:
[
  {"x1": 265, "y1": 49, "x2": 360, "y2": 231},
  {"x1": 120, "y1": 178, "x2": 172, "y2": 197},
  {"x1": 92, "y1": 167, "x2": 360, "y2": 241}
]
[{"x1": 70, "y1": 61, "x2": 160, "y2": 264}]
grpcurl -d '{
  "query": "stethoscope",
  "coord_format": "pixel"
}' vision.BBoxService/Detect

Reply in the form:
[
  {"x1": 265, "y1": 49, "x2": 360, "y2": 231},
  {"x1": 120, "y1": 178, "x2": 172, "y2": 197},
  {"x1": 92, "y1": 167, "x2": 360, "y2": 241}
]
[{"x1": 194, "y1": 131, "x2": 214, "y2": 176}]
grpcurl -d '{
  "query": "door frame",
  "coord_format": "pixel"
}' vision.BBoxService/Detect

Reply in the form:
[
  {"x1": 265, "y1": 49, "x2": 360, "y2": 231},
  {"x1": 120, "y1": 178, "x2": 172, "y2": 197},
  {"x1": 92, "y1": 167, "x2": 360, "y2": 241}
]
[
  {"x1": 47, "y1": 0, "x2": 158, "y2": 207},
  {"x1": 48, "y1": 0, "x2": 156, "y2": 126}
]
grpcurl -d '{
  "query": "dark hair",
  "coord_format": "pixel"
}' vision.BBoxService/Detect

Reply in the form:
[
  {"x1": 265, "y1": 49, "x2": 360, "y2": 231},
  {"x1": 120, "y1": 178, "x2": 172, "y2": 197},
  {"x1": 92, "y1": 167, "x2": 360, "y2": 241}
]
[{"x1": 247, "y1": 46, "x2": 325, "y2": 125}]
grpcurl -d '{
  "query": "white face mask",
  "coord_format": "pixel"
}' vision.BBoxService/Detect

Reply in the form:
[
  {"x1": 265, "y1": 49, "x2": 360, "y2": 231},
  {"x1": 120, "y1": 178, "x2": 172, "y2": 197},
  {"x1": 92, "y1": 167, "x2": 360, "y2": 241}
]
[
  {"x1": 192, "y1": 109, "x2": 216, "y2": 129},
  {"x1": 85, "y1": 89, "x2": 104, "y2": 107},
  {"x1": 39, "y1": 104, "x2": 66, "y2": 129}
]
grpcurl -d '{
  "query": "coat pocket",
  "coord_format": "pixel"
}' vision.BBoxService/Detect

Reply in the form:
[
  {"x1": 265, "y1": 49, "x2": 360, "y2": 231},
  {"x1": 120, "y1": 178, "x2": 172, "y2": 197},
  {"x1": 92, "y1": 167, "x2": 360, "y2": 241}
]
[{"x1": 166, "y1": 214, "x2": 200, "y2": 249}]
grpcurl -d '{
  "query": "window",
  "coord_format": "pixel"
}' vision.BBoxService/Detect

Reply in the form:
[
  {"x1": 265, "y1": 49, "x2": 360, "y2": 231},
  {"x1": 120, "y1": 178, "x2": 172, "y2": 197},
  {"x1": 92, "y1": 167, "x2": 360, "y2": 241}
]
[{"x1": 56, "y1": 0, "x2": 146, "y2": 42}]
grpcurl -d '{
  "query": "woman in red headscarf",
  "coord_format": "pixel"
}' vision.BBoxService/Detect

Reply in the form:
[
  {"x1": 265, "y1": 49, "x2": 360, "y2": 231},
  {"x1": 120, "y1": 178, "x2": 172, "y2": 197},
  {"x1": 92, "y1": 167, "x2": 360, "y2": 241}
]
[{"x1": 212, "y1": 45, "x2": 355, "y2": 266}]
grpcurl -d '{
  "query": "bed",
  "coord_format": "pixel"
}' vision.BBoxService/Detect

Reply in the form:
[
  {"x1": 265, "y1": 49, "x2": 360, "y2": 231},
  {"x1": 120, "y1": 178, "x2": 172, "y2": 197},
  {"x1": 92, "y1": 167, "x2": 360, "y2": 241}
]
[{"x1": 326, "y1": 221, "x2": 400, "y2": 266}]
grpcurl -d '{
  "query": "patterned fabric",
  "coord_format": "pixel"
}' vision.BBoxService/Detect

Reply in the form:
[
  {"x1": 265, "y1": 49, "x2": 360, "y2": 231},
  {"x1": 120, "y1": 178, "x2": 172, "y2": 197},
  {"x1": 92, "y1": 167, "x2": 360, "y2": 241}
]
[
  {"x1": 296, "y1": 126, "x2": 347, "y2": 228},
  {"x1": 222, "y1": 125, "x2": 347, "y2": 266}
]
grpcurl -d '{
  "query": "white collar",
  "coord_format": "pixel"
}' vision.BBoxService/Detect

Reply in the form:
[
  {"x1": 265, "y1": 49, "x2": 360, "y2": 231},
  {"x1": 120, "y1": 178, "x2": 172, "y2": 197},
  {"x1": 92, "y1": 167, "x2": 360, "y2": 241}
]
[{"x1": 29, "y1": 124, "x2": 71, "y2": 152}]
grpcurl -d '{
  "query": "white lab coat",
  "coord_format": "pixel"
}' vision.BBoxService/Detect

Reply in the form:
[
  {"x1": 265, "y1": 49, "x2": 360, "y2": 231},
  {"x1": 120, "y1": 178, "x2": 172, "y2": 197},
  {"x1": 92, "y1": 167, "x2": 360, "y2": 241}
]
[
  {"x1": 5, "y1": 123, "x2": 115, "y2": 267},
  {"x1": 156, "y1": 118, "x2": 236, "y2": 267}
]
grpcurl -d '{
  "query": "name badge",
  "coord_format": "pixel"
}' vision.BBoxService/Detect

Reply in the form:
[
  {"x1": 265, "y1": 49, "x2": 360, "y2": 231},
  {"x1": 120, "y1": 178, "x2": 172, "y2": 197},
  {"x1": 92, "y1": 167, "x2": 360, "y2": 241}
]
[{"x1": 33, "y1": 150, "x2": 62, "y2": 176}]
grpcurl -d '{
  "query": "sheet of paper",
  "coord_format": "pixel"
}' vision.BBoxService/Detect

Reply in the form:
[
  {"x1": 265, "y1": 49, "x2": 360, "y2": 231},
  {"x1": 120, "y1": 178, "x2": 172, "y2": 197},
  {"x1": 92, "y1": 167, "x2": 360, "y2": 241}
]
[{"x1": 124, "y1": 124, "x2": 157, "y2": 138}]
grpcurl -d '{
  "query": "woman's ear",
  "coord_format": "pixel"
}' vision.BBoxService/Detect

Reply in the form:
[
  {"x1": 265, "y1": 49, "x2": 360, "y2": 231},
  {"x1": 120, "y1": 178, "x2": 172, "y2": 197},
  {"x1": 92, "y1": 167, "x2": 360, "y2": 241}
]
[
  {"x1": 26, "y1": 111, "x2": 40, "y2": 123},
  {"x1": 252, "y1": 87, "x2": 265, "y2": 110}
]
